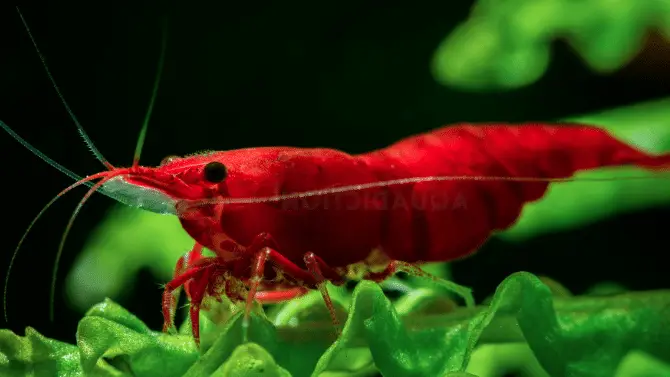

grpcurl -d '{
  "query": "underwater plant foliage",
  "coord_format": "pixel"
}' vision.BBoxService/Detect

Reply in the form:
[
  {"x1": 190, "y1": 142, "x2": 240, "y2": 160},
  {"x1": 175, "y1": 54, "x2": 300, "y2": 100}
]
[
  {"x1": 431, "y1": 0, "x2": 670, "y2": 90},
  {"x1": 65, "y1": 206, "x2": 192, "y2": 311},
  {"x1": 2, "y1": 272, "x2": 670, "y2": 376}
]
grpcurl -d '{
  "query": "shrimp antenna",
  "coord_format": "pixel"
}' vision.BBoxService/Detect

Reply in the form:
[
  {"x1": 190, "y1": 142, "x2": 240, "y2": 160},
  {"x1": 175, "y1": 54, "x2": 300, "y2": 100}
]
[
  {"x1": 133, "y1": 17, "x2": 169, "y2": 168},
  {"x1": 0, "y1": 119, "x2": 129, "y2": 204},
  {"x1": 0, "y1": 119, "x2": 85, "y2": 183},
  {"x1": 3, "y1": 171, "x2": 111, "y2": 323},
  {"x1": 15, "y1": 7, "x2": 115, "y2": 170},
  {"x1": 50, "y1": 176, "x2": 116, "y2": 322}
]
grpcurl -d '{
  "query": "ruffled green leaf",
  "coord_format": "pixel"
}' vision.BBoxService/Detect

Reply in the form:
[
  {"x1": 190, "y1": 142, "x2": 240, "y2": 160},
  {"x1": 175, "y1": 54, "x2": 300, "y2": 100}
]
[
  {"x1": 77, "y1": 299, "x2": 198, "y2": 376},
  {"x1": 2, "y1": 272, "x2": 670, "y2": 376},
  {"x1": 465, "y1": 272, "x2": 670, "y2": 376},
  {"x1": 0, "y1": 327, "x2": 81, "y2": 377},
  {"x1": 312, "y1": 281, "x2": 476, "y2": 377},
  {"x1": 309, "y1": 271, "x2": 670, "y2": 376},
  {"x1": 431, "y1": 0, "x2": 670, "y2": 90},
  {"x1": 210, "y1": 343, "x2": 291, "y2": 377}
]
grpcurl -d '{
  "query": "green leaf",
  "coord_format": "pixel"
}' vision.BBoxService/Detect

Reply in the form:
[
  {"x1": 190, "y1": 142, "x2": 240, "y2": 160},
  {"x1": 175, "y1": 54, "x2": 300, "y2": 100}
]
[
  {"x1": 77, "y1": 299, "x2": 198, "y2": 377},
  {"x1": 313, "y1": 272, "x2": 670, "y2": 376},
  {"x1": 431, "y1": 0, "x2": 670, "y2": 90},
  {"x1": 614, "y1": 351, "x2": 670, "y2": 377},
  {"x1": 211, "y1": 343, "x2": 291, "y2": 377},
  {"x1": 461, "y1": 272, "x2": 670, "y2": 376},
  {"x1": 183, "y1": 300, "x2": 342, "y2": 377},
  {"x1": 3, "y1": 272, "x2": 670, "y2": 376},
  {"x1": 311, "y1": 281, "x2": 476, "y2": 377},
  {"x1": 182, "y1": 311, "x2": 278, "y2": 377},
  {"x1": 64, "y1": 205, "x2": 196, "y2": 311},
  {"x1": 466, "y1": 343, "x2": 550, "y2": 377},
  {"x1": 0, "y1": 327, "x2": 81, "y2": 377}
]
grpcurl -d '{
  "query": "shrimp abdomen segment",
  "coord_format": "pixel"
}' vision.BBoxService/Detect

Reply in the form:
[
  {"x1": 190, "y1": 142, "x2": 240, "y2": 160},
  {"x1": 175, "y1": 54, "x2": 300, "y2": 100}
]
[{"x1": 361, "y1": 124, "x2": 670, "y2": 262}]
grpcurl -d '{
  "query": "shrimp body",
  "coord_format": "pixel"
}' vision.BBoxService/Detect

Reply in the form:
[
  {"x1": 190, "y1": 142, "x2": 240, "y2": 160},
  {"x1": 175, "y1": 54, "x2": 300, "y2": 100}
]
[
  {"x1": 174, "y1": 147, "x2": 384, "y2": 269},
  {"x1": 170, "y1": 124, "x2": 670, "y2": 269},
  {"x1": 146, "y1": 123, "x2": 670, "y2": 345}
]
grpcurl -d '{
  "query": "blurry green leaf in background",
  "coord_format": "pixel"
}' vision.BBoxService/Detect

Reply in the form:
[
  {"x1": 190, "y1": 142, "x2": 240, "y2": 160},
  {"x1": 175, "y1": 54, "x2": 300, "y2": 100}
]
[
  {"x1": 431, "y1": 0, "x2": 670, "y2": 90},
  {"x1": 65, "y1": 207, "x2": 194, "y2": 310}
]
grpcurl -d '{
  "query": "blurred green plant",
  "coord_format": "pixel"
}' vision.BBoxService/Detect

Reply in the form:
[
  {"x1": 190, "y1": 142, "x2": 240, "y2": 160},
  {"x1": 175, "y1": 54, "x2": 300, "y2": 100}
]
[
  {"x1": 66, "y1": 97, "x2": 670, "y2": 310},
  {"x1": 65, "y1": 206, "x2": 193, "y2": 310},
  {"x1": 431, "y1": 0, "x2": 670, "y2": 90},
  {"x1": 4, "y1": 272, "x2": 670, "y2": 376}
]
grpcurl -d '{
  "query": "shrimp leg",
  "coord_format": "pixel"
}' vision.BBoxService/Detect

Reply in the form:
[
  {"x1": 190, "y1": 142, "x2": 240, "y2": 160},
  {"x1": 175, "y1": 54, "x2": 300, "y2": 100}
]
[
  {"x1": 161, "y1": 259, "x2": 215, "y2": 336},
  {"x1": 243, "y1": 233, "x2": 347, "y2": 319},
  {"x1": 162, "y1": 259, "x2": 310, "y2": 346},
  {"x1": 253, "y1": 287, "x2": 309, "y2": 303},
  {"x1": 243, "y1": 247, "x2": 315, "y2": 325},
  {"x1": 304, "y1": 252, "x2": 346, "y2": 332},
  {"x1": 163, "y1": 243, "x2": 205, "y2": 329}
]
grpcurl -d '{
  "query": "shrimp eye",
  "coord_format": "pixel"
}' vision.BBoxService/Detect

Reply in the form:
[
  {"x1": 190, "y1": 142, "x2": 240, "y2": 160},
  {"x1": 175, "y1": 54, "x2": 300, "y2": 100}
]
[
  {"x1": 204, "y1": 161, "x2": 228, "y2": 183},
  {"x1": 160, "y1": 155, "x2": 180, "y2": 165}
]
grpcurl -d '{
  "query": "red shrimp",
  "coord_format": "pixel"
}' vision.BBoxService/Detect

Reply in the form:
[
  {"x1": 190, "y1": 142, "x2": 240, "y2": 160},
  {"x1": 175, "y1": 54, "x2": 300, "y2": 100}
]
[
  {"x1": 4, "y1": 9, "x2": 670, "y2": 348},
  {"x1": 154, "y1": 125, "x2": 670, "y2": 344}
]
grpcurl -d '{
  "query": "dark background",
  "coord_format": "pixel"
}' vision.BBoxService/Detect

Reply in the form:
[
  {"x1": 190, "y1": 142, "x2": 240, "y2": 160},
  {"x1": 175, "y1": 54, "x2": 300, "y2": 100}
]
[{"x1": 0, "y1": 2, "x2": 668, "y2": 347}]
